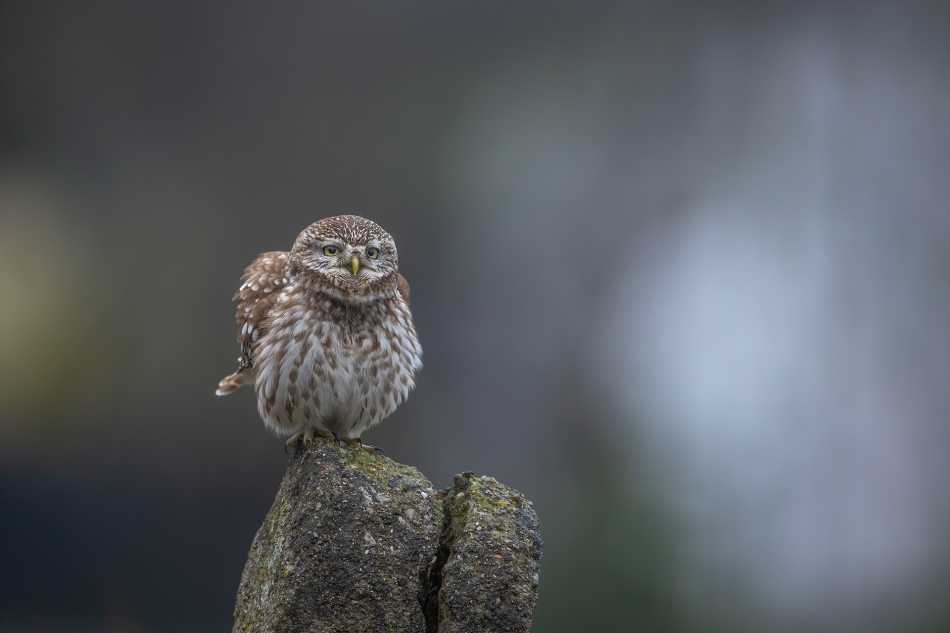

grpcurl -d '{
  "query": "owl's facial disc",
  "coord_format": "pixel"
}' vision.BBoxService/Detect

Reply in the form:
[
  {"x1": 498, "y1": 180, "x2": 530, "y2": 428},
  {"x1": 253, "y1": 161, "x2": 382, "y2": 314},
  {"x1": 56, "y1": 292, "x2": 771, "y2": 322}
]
[
  {"x1": 309, "y1": 240, "x2": 390, "y2": 288},
  {"x1": 288, "y1": 216, "x2": 399, "y2": 304}
]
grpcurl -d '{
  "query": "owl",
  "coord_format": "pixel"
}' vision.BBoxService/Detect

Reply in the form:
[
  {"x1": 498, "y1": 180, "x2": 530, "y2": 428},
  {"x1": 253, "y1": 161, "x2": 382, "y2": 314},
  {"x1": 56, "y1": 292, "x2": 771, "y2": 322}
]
[{"x1": 216, "y1": 215, "x2": 422, "y2": 452}]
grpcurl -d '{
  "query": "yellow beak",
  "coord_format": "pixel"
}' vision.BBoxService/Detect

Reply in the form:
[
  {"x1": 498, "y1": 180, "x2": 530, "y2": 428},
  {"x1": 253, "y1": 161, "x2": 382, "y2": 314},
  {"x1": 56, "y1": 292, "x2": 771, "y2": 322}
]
[{"x1": 351, "y1": 257, "x2": 360, "y2": 275}]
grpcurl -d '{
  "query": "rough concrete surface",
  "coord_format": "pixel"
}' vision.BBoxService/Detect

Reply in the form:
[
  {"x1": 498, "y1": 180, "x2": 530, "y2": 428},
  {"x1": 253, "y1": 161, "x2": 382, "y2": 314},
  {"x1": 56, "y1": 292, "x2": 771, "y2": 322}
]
[{"x1": 232, "y1": 437, "x2": 541, "y2": 632}]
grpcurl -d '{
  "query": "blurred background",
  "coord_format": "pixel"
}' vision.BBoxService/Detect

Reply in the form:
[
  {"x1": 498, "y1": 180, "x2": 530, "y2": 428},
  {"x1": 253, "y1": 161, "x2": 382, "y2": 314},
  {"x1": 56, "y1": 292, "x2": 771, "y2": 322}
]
[{"x1": 1, "y1": 1, "x2": 948, "y2": 631}]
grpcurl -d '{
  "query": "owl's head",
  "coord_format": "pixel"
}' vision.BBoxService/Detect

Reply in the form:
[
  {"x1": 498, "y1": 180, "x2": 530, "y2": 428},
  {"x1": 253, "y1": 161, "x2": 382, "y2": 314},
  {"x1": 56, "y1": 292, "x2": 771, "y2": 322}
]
[{"x1": 287, "y1": 215, "x2": 400, "y2": 304}]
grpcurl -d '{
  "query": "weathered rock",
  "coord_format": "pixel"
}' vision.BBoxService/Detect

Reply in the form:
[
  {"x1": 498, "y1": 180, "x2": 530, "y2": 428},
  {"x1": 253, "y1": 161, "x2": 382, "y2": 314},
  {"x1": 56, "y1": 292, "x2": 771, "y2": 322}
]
[
  {"x1": 233, "y1": 438, "x2": 442, "y2": 632},
  {"x1": 233, "y1": 437, "x2": 542, "y2": 632},
  {"x1": 427, "y1": 473, "x2": 542, "y2": 633}
]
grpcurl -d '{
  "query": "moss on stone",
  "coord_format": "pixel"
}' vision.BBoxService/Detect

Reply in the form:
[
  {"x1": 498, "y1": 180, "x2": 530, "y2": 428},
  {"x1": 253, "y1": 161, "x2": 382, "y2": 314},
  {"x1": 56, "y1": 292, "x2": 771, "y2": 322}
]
[{"x1": 436, "y1": 473, "x2": 542, "y2": 633}]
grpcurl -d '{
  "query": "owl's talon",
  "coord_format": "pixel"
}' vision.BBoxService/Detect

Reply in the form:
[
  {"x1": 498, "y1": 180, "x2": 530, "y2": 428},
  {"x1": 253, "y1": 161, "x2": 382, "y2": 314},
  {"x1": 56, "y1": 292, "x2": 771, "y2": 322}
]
[
  {"x1": 337, "y1": 437, "x2": 384, "y2": 455},
  {"x1": 357, "y1": 438, "x2": 387, "y2": 456},
  {"x1": 285, "y1": 428, "x2": 317, "y2": 449}
]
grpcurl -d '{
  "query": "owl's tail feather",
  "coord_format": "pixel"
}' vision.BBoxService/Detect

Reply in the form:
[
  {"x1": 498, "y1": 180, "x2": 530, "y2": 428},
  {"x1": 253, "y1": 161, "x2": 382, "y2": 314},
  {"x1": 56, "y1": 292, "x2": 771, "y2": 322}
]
[{"x1": 216, "y1": 368, "x2": 252, "y2": 396}]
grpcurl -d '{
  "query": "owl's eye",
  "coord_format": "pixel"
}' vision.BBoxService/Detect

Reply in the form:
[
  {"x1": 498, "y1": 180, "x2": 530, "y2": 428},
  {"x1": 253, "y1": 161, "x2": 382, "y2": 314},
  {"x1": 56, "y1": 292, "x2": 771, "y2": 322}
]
[
  {"x1": 366, "y1": 247, "x2": 379, "y2": 259},
  {"x1": 323, "y1": 245, "x2": 340, "y2": 256}
]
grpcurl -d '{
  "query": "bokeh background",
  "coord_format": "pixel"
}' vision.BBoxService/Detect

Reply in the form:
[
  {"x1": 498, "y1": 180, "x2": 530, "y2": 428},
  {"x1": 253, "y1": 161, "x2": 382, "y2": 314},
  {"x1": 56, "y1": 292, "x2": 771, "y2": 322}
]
[{"x1": 1, "y1": 2, "x2": 948, "y2": 631}]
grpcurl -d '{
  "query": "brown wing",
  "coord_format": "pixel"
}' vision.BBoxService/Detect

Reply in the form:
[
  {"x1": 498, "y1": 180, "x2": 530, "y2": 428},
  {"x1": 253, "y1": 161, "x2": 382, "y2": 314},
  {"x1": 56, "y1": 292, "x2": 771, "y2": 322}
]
[
  {"x1": 396, "y1": 273, "x2": 410, "y2": 306},
  {"x1": 234, "y1": 251, "x2": 290, "y2": 368}
]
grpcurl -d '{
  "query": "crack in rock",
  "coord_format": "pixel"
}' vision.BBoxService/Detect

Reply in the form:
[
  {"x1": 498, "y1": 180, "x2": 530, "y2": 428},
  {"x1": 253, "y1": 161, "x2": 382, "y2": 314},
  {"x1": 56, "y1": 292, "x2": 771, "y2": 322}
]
[{"x1": 418, "y1": 472, "x2": 543, "y2": 633}]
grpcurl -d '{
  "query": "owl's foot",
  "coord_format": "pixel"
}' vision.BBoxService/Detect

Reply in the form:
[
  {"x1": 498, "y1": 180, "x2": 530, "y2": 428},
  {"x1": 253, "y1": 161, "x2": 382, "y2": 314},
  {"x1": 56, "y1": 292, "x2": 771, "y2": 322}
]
[
  {"x1": 285, "y1": 428, "x2": 317, "y2": 448},
  {"x1": 342, "y1": 437, "x2": 387, "y2": 456}
]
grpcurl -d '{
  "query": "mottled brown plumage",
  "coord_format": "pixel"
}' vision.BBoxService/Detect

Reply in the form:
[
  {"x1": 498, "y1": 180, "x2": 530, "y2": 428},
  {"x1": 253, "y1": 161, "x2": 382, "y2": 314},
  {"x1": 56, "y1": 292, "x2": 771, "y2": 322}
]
[{"x1": 217, "y1": 216, "x2": 422, "y2": 447}]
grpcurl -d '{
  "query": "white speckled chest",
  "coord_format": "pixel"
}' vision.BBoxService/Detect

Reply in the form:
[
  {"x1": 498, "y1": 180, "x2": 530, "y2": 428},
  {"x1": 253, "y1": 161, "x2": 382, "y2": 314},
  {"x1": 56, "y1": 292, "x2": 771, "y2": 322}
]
[{"x1": 252, "y1": 286, "x2": 422, "y2": 440}]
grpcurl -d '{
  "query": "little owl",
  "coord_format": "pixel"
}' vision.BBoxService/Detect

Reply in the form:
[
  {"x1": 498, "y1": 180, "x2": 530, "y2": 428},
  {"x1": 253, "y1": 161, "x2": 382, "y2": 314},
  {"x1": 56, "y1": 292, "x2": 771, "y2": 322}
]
[{"x1": 216, "y1": 215, "x2": 422, "y2": 451}]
